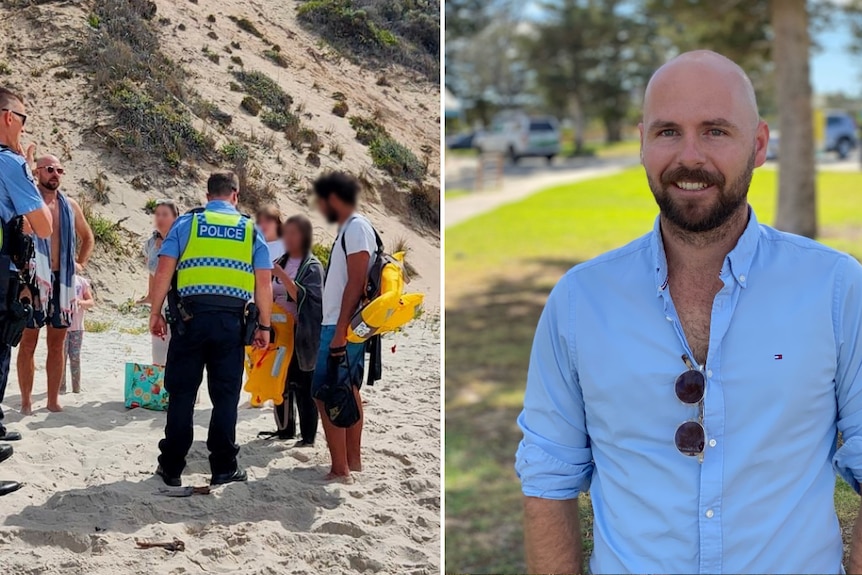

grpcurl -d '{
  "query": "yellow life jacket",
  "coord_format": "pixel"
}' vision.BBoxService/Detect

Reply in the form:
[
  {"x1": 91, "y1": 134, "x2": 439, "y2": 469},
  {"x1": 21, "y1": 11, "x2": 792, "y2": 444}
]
[{"x1": 176, "y1": 210, "x2": 255, "y2": 301}]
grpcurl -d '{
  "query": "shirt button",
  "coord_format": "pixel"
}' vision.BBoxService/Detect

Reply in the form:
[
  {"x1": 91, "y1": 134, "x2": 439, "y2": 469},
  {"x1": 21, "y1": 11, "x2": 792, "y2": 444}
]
[
  {"x1": 739, "y1": 275, "x2": 746, "y2": 282},
  {"x1": 707, "y1": 370, "x2": 713, "y2": 378},
  {"x1": 709, "y1": 439, "x2": 717, "y2": 447},
  {"x1": 705, "y1": 509, "x2": 714, "y2": 518},
  {"x1": 665, "y1": 316, "x2": 672, "y2": 321}
]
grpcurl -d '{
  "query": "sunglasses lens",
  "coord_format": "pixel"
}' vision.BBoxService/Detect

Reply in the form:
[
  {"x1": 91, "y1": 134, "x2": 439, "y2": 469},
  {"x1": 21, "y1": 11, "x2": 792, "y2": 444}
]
[
  {"x1": 675, "y1": 370, "x2": 705, "y2": 404},
  {"x1": 675, "y1": 421, "x2": 705, "y2": 456}
]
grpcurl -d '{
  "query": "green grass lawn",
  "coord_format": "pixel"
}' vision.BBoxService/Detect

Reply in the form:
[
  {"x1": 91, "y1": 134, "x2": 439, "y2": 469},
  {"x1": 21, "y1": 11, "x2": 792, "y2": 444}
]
[
  {"x1": 560, "y1": 138, "x2": 642, "y2": 159},
  {"x1": 445, "y1": 166, "x2": 862, "y2": 574},
  {"x1": 445, "y1": 188, "x2": 470, "y2": 199}
]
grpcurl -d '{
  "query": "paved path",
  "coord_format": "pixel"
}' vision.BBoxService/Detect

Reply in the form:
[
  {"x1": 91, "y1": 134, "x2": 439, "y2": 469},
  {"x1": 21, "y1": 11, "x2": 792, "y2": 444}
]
[{"x1": 445, "y1": 155, "x2": 640, "y2": 228}]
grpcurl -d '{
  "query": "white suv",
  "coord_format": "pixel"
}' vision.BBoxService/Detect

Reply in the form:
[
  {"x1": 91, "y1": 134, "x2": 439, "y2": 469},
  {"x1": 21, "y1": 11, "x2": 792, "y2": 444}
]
[{"x1": 474, "y1": 113, "x2": 562, "y2": 163}]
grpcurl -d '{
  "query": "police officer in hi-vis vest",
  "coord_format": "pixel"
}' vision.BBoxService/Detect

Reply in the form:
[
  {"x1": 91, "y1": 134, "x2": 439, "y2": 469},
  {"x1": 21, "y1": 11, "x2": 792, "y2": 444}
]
[{"x1": 148, "y1": 171, "x2": 273, "y2": 487}]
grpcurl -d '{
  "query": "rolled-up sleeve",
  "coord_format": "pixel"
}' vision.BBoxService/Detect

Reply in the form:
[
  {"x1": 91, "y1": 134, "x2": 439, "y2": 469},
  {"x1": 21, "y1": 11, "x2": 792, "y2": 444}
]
[
  {"x1": 833, "y1": 255, "x2": 862, "y2": 492},
  {"x1": 158, "y1": 218, "x2": 185, "y2": 260},
  {"x1": 515, "y1": 272, "x2": 593, "y2": 500}
]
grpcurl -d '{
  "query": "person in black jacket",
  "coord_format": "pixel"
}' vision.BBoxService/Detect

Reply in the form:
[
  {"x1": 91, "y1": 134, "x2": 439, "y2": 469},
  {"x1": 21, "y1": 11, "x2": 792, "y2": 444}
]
[{"x1": 266, "y1": 214, "x2": 324, "y2": 446}]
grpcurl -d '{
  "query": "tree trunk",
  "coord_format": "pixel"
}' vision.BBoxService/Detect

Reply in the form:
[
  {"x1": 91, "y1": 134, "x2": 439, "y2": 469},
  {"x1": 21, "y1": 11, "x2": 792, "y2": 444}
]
[
  {"x1": 570, "y1": 96, "x2": 585, "y2": 155},
  {"x1": 771, "y1": 0, "x2": 817, "y2": 238},
  {"x1": 604, "y1": 117, "x2": 622, "y2": 143}
]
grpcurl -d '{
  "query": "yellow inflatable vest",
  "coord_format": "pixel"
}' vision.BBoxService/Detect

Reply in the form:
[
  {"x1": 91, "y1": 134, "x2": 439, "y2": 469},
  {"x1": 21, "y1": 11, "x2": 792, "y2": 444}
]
[
  {"x1": 347, "y1": 252, "x2": 424, "y2": 343},
  {"x1": 244, "y1": 304, "x2": 294, "y2": 407}
]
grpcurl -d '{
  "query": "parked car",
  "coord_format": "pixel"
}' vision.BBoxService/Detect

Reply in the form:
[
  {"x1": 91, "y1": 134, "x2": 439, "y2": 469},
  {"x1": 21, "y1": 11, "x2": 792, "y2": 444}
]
[
  {"x1": 473, "y1": 113, "x2": 562, "y2": 163},
  {"x1": 445, "y1": 131, "x2": 479, "y2": 150},
  {"x1": 767, "y1": 111, "x2": 858, "y2": 160},
  {"x1": 825, "y1": 111, "x2": 857, "y2": 159}
]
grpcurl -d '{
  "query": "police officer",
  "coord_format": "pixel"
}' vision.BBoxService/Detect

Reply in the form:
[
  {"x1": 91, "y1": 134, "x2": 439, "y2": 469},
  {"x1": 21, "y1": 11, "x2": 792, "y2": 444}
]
[
  {"x1": 148, "y1": 171, "x2": 272, "y2": 487},
  {"x1": 0, "y1": 88, "x2": 52, "y2": 496}
]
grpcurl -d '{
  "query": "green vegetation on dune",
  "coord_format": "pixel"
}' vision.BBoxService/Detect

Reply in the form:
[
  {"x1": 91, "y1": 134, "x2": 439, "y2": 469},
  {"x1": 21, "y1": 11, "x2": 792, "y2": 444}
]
[
  {"x1": 82, "y1": 0, "x2": 214, "y2": 168},
  {"x1": 349, "y1": 115, "x2": 426, "y2": 182},
  {"x1": 232, "y1": 70, "x2": 293, "y2": 111},
  {"x1": 445, "y1": 168, "x2": 862, "y2": 573},
  {"x1": 106, "y1": 81, "x2": 213, "y2": 168},
  {"x1": 296, "y1": 0, "x2": 439, "y2": 80}
]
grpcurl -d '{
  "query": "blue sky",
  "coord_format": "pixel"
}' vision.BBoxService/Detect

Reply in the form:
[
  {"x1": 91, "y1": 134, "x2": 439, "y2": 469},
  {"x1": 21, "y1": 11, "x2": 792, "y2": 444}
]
[{"x1": 812, "y1": 23, "x2": 861, "y2": 96}]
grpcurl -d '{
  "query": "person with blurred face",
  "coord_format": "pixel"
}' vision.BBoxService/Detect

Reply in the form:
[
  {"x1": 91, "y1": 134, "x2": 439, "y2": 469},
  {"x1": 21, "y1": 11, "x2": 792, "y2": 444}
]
[
  {"x1": 17, "y1": 155, "x2": 93, "y2": 415},
  {"x1": 261, "y1": 215, "x2": 323, "y2": 445},
  {"x1": 0, "y1": 87, "x2": 52, "y2": 496},
  {"x1": 256, "y1": 204, "x2": 285, "y2": 263},
  {"x1": 517, "y1": 50, "x2": 862, "y2": 574},
  {"x1": 312, "y1": 172, "x2": 377, "y2": 482},
  {"x1": 141, "y1": 199, "x2": 179, "y2": 365}
]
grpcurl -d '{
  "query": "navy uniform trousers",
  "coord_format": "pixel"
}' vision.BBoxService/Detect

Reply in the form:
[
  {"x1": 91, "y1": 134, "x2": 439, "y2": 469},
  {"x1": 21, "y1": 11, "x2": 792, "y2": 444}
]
[
  {"x1": 0, "y1": 344, "x2": 10, "y2": 435},
  {"x1": 158, "y1": 306, "x2": 245, "y2": 477}
]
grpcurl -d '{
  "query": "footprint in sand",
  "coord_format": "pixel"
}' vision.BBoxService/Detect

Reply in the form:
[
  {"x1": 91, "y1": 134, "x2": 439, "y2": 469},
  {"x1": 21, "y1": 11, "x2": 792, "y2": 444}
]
[
  {"x1": 348, "y1": 554, "x2": 385, "y2": 573},
  {"x1": 289, "y1": 450, "x2": 312, "y2": 463},
  {"x1": 313, "y1": 521, "x2": 367, "y2": 539},
  {"x1": 378, "y1": 448, "x2": 412, "y2": 466}
]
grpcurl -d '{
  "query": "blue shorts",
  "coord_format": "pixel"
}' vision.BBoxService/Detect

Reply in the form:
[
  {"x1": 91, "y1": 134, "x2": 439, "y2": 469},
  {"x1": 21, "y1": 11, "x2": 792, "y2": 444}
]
[{"x1": 311, "y1": 325, "x2": 366, "y2": 396}]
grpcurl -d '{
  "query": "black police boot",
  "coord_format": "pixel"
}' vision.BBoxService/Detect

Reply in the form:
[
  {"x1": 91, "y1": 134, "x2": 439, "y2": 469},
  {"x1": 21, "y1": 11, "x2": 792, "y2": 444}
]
[{"x1": 0, "y1": 444, "x2": 12, "y2": 464}]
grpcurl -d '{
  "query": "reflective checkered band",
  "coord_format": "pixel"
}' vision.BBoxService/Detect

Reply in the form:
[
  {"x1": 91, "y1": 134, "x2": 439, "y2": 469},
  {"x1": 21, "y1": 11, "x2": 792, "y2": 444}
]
[
  {"x1": 177, "y1": 284, "x2": 252, "y2": 300},
  {"x1": 177, "y1": 257, "x2": 254, "y2": 274}
]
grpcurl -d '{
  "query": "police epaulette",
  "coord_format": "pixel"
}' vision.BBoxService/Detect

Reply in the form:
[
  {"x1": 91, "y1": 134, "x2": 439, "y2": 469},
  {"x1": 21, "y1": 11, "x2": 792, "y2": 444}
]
[{"x1": 185, "y1": 207, "x2": 206, "y2": 215}]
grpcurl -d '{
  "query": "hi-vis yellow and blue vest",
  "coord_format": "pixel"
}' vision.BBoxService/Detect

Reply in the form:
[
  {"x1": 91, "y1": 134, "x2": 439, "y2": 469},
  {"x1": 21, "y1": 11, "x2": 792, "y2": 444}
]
[{"x1": 176, "y1": 210, "x2": 255, "y2": 301}]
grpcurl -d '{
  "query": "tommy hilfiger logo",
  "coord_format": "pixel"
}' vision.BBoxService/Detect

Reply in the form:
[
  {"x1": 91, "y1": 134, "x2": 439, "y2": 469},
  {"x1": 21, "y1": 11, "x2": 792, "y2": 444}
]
[{"x1": 774, "y1": 354, "x2": 783, "y2": 360}]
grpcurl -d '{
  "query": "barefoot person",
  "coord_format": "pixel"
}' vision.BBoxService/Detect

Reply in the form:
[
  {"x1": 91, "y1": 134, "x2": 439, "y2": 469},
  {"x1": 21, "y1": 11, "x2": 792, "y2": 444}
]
[
  {"x1": 264, "y1": 215, "x2": 323, "y2": 445},
  {"x1": 0, "y1": 88, "x2": 52, "y2": 492},
  {"x1": 313, "y1": 172, "x2": 378, "y2": 481},
  {"x1": 141, "y1": 199, "x2": 179, "y2": 365},
  {"x1": 61, "y1": 274, "x2": 93, "y2": 394},
  {"x1": 17, "y1": 155, "x2": 93, "y2": 414},
  {"x1": 517, "y1": 51, "x2": 862, "y2": 574}
]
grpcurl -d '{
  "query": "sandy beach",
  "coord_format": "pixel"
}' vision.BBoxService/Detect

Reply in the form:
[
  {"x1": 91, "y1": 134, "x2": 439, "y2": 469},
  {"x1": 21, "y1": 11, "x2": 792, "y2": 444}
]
[{"x1": 0, "y1": 314, "x2": 440, "y2": 574}]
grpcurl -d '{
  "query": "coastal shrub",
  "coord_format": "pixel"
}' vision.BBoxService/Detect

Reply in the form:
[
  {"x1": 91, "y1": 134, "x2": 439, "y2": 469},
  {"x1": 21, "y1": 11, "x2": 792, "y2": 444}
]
[
  {"x1": 105, "y1": 81, "x2": 212, "y2": 166},
  {"x1": 240, "y1": 95, "x2": 261, "y2": 116},
  {"x1": 82, "y1": 0, "x2": 214, "y2": 168},
  {"x1": 263, "y1": 49, "x2": 289, "y2": 68},
  {"x1": 296, "y1": 0, "x2": 439, "y2": 80},
  {"x1": 312, "y1": 243, "x2": 331, "y2": 268},
  {"x1": 332, "y1": 100, "x2": 348, "y2": 117},
  {"x1": 232, "y1": 16, "x2": 264, "y2": 38},
  {"x1": 369, "y1": 137, "x2": 425, "y2": 182},
  {"x1": 261, "y1": 110, "x2": 300, "y2": 131},
  {"x1": 407, "y1": 183, "x2": 439, "y2": 228},
  {"x1": 232, "y1": 70, "x2": 292, "y2": 110}
]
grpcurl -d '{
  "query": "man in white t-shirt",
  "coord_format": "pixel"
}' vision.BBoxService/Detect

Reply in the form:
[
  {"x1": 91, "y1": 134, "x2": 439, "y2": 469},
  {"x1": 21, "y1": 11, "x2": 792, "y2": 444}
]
[{"x1": 312, "y1": 172, "x2": 377, "y2": 482}]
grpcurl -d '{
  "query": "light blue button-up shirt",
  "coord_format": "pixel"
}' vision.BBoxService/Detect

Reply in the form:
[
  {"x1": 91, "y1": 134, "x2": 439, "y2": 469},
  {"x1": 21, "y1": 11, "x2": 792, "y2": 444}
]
[
  {"x1": 159, "y1": 200, "x2": 272, "y2": 270},
  {"x1": 515, "y1": 208, "x2": 862, "y2": 574}
]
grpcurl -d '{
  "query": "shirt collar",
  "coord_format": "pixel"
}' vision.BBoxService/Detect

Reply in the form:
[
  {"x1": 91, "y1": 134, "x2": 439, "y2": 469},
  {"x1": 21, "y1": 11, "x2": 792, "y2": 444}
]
[
  {"x1": 205, "y1": 200, "x2": 239, "y2": 213},
  {"x1": 652, "y1": 206, "x2": 760, "y2": 296}
]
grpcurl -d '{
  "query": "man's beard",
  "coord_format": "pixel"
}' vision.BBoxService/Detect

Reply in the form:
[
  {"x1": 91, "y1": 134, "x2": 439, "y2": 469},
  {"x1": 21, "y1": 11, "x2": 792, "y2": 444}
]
[
  {"x1": 648, "y1": 153, "x2": 755, "y2": 233},
  {"x1": 40, "y1": 179, "x2": 60, "y2": 191}
]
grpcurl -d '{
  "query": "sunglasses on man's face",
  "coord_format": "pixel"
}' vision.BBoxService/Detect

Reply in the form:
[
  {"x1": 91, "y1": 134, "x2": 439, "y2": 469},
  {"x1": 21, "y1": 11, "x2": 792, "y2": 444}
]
[
  {"x1": 2, "y1": 108, "x2": 26, "y2": 126},
  {"x1": 38, "y1": 166, "x2": 65, "y2": 175},
  {"x1": 674, "y1": 354, "x2": 706, "y2": 460}
]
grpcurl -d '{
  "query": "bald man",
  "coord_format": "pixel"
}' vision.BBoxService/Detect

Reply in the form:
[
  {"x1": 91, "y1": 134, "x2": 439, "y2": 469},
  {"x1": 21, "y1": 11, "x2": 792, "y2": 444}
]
[
  {"x1": 17, "y1": 155, "x2": 92, "y2": 414},
  {"x1": 516, "y1": 50, "x2": 862, "y2": 574}
]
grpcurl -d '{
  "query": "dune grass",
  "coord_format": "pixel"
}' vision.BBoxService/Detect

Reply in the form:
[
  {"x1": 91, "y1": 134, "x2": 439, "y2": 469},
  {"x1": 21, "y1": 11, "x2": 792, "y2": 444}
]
[{"x1": 445, "y1": 166, "x2": 862, "y2": 574}]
